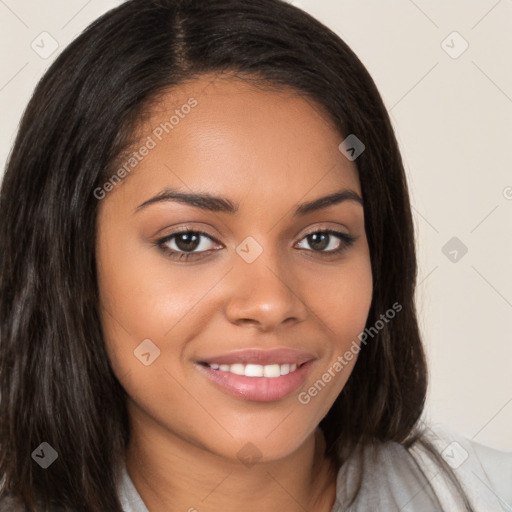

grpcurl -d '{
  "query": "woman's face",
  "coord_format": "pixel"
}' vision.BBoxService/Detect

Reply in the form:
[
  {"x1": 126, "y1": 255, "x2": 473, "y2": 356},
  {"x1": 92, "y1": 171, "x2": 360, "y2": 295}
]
[{"x1": 96, "y1": 74, "x2": 373, "y2": 463}]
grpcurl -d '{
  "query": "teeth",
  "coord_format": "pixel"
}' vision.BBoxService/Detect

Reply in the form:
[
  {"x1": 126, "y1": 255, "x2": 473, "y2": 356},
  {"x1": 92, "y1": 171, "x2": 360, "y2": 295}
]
[
  {"x1": 206, "y1": 362, "x2": 300, "y2": 377},
  {"x1": 263, "y1": 364, "x2": 280, "y2": 377},
  {"x1": 230, "y1": 364, "x2": 245, "y2": 375},
  {"x1": 245, "y1": 364, "x2": 263, "y2": 377}
]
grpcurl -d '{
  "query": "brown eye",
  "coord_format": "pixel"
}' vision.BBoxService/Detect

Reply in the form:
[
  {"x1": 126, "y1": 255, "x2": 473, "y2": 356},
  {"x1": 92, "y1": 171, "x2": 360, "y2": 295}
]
[
  {"x1": 173, "y1": 232, "x2": 201, "y2": 252},
  {"x1": 157, "y1": 229, "x2": 221, "y2": 261},
  {"x1": 305, "y1": 232, "x2": 330, "y2": 251},
  {"x1": 296, "y1": 229, "x2": 356, "y2": 254}
]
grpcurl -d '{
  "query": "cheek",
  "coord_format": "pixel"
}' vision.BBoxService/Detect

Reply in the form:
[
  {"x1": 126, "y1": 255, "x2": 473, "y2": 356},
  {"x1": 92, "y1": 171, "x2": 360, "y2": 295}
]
[
  {"x1": 297, "y1": 250, "x2": 373, "y2": 409},
  {"x1": 301, "y1": 249, "x2": 373, "y2": 348},
  {"x1": 331, "y1": 261, "x2": 373, "y2": 349},
  {"x1": 96, "y1": 222, "x2": 219, "y2": 359},
  {"x1": 331, "y1": 255, "x2": 373, "y2": 372}
]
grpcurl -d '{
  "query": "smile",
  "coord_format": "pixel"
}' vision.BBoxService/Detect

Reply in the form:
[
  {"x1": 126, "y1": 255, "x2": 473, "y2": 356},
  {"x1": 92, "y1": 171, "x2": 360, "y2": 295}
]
[{"x1": 196, "y1": 348, "x2": 317, "y2": 402}]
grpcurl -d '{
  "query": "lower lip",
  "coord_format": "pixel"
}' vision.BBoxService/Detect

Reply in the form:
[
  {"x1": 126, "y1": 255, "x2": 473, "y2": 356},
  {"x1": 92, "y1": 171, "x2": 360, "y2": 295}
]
[{"x1": 197, "y1": 361, "x2": 314, "y2": 402}]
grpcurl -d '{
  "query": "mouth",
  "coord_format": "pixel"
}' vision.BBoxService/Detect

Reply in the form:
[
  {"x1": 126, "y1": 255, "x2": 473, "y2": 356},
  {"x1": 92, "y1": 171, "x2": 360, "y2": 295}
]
[{"x1": 196, "y1": 348, "x2": 316, "y2": 402}]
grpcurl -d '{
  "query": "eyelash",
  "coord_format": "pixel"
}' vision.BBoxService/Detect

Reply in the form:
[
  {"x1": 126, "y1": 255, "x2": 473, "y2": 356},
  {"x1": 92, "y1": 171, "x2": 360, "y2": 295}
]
[{"x1": 155, "y1": 227, "x2": 357, "y2": 262}]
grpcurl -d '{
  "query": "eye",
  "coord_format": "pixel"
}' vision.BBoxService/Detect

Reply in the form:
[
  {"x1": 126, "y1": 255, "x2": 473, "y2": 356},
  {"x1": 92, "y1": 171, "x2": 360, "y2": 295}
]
[
  {"x1": 156, "y1": 229, "x2": 221, "y2": 261},
  {"x1": 295, "y1": 229, "x2": 356, "y2": 256}
]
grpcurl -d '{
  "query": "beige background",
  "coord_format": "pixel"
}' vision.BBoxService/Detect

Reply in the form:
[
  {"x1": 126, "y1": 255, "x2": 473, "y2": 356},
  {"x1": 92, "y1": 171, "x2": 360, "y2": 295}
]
[{"x1": 1, "y1": 0, "x2": 511, "y2": 450}]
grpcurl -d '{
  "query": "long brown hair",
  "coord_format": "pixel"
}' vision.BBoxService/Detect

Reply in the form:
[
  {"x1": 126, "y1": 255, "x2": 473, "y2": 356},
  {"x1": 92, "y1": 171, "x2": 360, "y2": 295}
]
[{"x1": 0, "y1": 0, "x2": 472, "y2": 510}]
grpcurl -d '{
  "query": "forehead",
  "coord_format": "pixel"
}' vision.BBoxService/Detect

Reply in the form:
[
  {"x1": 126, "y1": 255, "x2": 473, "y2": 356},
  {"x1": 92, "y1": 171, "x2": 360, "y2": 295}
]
[{"x1": 106, "y1": 74, "x2": 360, "y2": 210}]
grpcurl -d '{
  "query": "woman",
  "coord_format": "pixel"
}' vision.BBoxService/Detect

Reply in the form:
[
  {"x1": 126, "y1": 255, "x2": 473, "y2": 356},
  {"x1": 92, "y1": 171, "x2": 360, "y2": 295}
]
[{"x1": 0, "y1": 0, "x2": 510, "y2": 510}]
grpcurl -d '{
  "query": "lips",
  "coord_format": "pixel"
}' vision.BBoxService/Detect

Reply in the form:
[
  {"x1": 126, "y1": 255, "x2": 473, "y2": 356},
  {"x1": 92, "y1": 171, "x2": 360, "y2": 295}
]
[{"x1": 196, "y1": 348, "x2": 317, "y2": 402}]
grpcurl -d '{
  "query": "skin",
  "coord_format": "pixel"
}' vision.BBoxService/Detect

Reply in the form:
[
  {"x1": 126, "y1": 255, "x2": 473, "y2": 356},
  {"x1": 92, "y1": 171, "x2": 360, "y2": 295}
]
[{"x1": 96, "y1": 73, "x2": 373, "y2": 512}]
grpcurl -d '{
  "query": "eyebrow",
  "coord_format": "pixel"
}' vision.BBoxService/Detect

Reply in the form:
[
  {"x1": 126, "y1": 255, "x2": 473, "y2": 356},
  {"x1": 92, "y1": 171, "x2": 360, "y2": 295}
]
[{"x1": 135, "y1": 187, "x2": 363, "y2": 216}]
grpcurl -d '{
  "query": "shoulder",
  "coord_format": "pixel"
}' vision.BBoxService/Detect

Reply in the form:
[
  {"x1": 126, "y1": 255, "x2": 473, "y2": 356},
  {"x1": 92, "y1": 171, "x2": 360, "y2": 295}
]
[
  {"x1": 332, "y1": 426, "x2": 512, "y2": 512},
  {"x1": 470, "y1": 437, "x2": 512, "y2": 497},
  {"x1": 334, "y1": 437, "x2": 443, "y2": 511},
  {"x1": 416, "y1": 425, "x2": 512, "y2": 509}
]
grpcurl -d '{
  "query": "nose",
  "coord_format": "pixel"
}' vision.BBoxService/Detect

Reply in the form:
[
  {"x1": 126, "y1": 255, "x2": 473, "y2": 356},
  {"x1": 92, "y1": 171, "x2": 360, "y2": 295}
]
[{"x1": 224, "y1": 247, "x2": 309, "y2": 332}]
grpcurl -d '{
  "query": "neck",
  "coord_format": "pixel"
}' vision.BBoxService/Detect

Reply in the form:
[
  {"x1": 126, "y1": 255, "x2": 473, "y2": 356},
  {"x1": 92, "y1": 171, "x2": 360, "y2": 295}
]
[{"x1": 124, "y1": 407, "x2": 337, "y2": 512}]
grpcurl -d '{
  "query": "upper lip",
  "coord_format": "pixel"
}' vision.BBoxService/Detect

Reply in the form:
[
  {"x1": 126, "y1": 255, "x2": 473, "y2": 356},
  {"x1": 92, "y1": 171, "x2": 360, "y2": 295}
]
[{"x1": 198, "y1": 348, "x2": 317, "y2": 366}]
